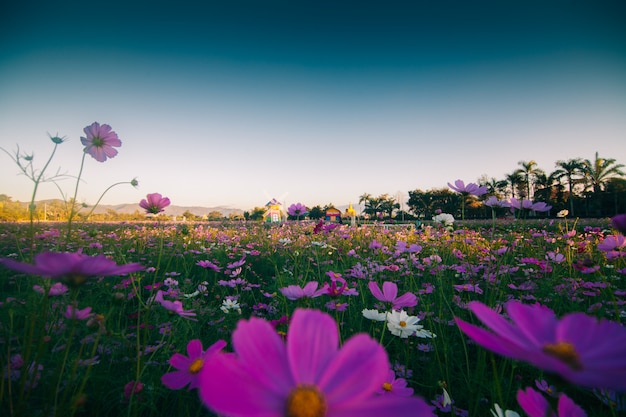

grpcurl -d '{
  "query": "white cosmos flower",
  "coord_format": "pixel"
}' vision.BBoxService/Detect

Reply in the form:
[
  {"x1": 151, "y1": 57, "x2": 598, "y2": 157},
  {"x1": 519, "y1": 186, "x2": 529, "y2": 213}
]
[
  {"x1": 386, "y1": 310, "x2": 421, "y2": 338},
  {"x1": 491, "y1": 403, "x2": 521, "y2": 417},
  {"x1": 220, "y1": 298, "x2": 242, "y2": 314},
  {"x1": 386, "y1": 310, "x2": 436, "y2": 339},
  {"x1": 362, "y1": 309, "x2": 387, "y2": 322}
]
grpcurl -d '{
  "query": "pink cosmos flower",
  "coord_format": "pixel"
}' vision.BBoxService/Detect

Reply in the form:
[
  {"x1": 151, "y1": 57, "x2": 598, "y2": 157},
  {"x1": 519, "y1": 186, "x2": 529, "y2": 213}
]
[
  {"x1": 33, "y1": 282, "x2": 68, "y2": 296},
  {"x1": 161, "y1": 339, "x2": 226, "y2": 390},
  {"x1": 154, "y1": 290, "x2": 197, "y2": 320},
  {"x1": 376, "y1": 369, "x2": 414, "y2": 397},
  {"x1": 0, "y1": 252, "x2": 143, "y2": 286},
  {"x1": 447, "y1": 179, "x2": 488, "y2": 196},
  {"x1": 516, "y1": 387, "x2": 587, "y2": 417},
  {"x1": 64, "y1": 305, "x2": 93, "y2": 320},
  {"x1": 198, "y1": 308, "x2": 435, "y2": 417},
  {"x1": 80, "y1": 122, "x2": 121, "y2": 162},
  {"x1": 280, "y1": 281, "x2": 326, "y2": 300},
  {"x1": 139, "y1": 193, "x2": 171, "y2": 214},
  {"x1": 368, "y1": 281, "x2": 417, "y2": 310},
  {"x1": 321, "y1": 271, "x2": 359, "y2": 297},
  {"x1": 196, "y1": 260, "x2": 222, "y2": 272},
  {"x1": 455, "y1": 301, "x2": 626, "y2": 391},
  {"x1": 287, "y1": 202, "x2": 308, "y2": 217}
]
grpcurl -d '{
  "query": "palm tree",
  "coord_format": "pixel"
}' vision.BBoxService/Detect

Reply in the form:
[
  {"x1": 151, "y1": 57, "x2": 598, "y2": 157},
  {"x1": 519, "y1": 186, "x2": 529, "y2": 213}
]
[
  {"x1": 479, "y1": 176, "x2": 508, "y2": 198},
  {"x1": 582, "y1": 152, "x2": 625, "y2": 194},
  {"x1": 505, "y1": 171, "x2": 523, "y2": 200},
  {"x1": 515, "y1": 160, "x2": 545, "y2": 201},
  {"x1": 358, "y1": 193, "x2": 372, "y2": 217},
  {"x1": 553, "y1": 158, "x2": 584, "y2": 215}
]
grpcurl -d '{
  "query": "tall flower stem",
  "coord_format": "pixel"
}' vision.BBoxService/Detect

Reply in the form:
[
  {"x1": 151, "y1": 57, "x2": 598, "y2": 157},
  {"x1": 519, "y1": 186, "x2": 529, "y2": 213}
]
[
  {"x1": 66, "y1": 152, "x2": 87, "y2": 244},
  {"x1": 84, "y1": 180, "x2": 137, "y2": 220}
]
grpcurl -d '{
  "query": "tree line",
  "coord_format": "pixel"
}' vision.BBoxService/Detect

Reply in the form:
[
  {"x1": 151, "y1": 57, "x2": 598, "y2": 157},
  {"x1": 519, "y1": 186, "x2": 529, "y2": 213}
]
[{"x1": 2, "y1": 153, "x2": 623, "y2": 222}]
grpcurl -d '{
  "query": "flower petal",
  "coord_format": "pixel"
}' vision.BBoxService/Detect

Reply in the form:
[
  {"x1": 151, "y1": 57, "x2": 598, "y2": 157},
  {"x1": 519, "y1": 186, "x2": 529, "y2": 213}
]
[{"x1": 287, "y1": 309, "x2": 338, "y2": 384}]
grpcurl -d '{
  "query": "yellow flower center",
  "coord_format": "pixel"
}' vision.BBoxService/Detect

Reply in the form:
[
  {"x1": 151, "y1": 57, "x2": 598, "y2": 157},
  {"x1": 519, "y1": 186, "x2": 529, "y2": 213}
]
[
  {"x1": 382, "y1": 382, "x2": 393, "y2": 392},
  {"x1": 188, "y1": 358, "x2": 204, "y2": 374},
  {"x1": 542, "y1": 341, "x2": 583, "y2": 370},
  {"x1": 286, "y1": 385, "x2": 327, "y2": 417},
  {"x1": 399, "y1": 321, "x2": 407, "y2": 327}
]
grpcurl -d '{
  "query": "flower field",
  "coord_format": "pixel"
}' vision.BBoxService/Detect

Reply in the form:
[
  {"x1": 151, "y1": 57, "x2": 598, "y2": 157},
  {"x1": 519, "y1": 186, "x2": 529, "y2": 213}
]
[{"x1": 1, "y1": 217, "x2": 625, "y2": 417}]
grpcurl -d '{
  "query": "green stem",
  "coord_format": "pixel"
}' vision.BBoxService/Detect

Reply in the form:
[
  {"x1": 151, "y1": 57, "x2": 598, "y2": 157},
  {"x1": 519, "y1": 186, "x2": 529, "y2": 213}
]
[
  {"x1": 84, "y1": 181, "x2": 133, "y2": 220},
  {"x1": 66, "y1": 152, "x2": 87, "y2": 244}
]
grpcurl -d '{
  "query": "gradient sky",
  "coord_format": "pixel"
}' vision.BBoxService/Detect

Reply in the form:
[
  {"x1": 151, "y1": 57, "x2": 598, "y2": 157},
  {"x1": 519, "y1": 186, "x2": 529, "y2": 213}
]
[{"x1": 1, "y1": 0, "x2": 625, "y2": 211}]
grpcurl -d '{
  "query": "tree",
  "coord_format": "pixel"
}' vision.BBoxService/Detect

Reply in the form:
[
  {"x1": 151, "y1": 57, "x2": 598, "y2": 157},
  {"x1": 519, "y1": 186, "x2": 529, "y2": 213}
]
[
  {"x1": 478, "y1": 176, "x2": 508, "y2": 198},
  {"x1": 247, "y1": 207, "x2": 266, "y2": 221},
  {"x1": 582, "y1": 152, "x2": 625, "y2": 194},
  {"x1": 358, "y1": 193, "x2": 372, "y2": 216},
  {"x1": 407, "y1": 188, "x2": 460, "y2": 219},
  {"x1": 308, "y1": 205, "x2": 324, "y2": 220},
  {"x1": 505, "y1": 171, "x2": 523, "y2": 200},
  {"x1": 553, "y1": 158, "x2": 585, "y2": 215},
  {"x1": 515, "y1": 160, "x2": 545, "y2": 200}
]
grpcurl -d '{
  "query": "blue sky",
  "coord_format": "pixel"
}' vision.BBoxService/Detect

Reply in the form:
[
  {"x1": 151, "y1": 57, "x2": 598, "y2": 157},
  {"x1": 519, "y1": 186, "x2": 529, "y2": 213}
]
[{"x1": 1, "y1": 0, "x2": 625, "y2": 210}]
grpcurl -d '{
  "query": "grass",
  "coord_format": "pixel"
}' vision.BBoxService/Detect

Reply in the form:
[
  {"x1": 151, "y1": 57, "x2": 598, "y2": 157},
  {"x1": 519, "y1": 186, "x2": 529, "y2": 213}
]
[{"x1": 0, "y1": 217, "x2": 624, "y2": 417}]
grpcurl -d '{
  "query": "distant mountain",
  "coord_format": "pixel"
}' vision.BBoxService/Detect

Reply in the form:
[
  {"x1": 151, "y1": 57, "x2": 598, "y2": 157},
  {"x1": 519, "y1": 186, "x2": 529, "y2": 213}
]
[{"x1": 26, "y1": 200, "x2": 244, "y2": 217}]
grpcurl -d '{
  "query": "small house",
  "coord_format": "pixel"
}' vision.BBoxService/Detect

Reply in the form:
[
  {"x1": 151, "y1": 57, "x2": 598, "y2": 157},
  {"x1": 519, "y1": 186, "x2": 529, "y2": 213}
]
[{"x1": 325, "y1": 207, "x2": 342, "y2": 222}]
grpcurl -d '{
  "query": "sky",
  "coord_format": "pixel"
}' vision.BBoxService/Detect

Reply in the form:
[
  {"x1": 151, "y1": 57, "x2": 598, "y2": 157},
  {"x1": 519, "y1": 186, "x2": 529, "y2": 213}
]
[{"x1": 1, "y1": 0, "x2": 625, "y2": 211}]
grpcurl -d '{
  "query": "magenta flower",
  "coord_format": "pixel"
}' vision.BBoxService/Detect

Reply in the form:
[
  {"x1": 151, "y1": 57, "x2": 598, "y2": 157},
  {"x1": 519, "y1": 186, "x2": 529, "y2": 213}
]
[
  {"x1": 198, "y1": 308, "x2": 435, "y2": 417},
  {"x1": 80, "y1": 122, "x2": 121, "y2": 162},
  {"x1": 447, "y1": 179, "x2": 488, "y2": 196},
  {"x1": 288, "y1": 202, "x2": 309, "y2": 218},
  {"x1": 516, "y1": 387, "x2": 587, "y2": 417},
  {"x1": 154, "y1": 290, "x2": 197, "y2": 320},
  {"x1": 280, "y1": 281, "x2": 326, "y2": 300},
  {"x1": 455, "y1": 301, "x2": 626, "y2": 391},
  {"x1": 139, "y1": 193, "x2": 171, "y2": 214},
  {"x1": 368, "y1": 281, "x2": 417, "y2": 310},
  {"x1": 162, "y1": 339, "x2": 226, "y2": 390},
  {"x1": 64, "y1": 305, "x2": 93, "y2": 320},
  {"x1": 0, "y1": 252, "x2": 143, "y2": 286},
  {"x1": 376, "y1": 369, "x2": 414, "y2": 397},
  {"x1": 321, "y1": 271, "x2": 359, "y2": 297}
]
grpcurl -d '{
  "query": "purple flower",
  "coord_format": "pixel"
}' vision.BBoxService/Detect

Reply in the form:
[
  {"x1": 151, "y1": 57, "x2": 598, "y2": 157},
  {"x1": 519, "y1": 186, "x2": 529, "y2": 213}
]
[
  {"x1": 611, "y1": 214, "x2": 626, "y2": 235},
  {"x1": 0, "y1": 252, "x2": 143, "y2": 286},
  {"x1": 139, "y1": 193, "x2": 171, "y2": 214},
  {"x1": 597, "y1": 234, "x2": 626, "y2": 253},
  {"x1": 484, "y1": 196, "x2": 510, "y2": 208},
  {"x1": 287, "y1": 202, "x2": 308, "y2": 217},
  {"x1": 368, "y1": 281, "x2": 417, "y2": 310},
  {"x1": 447, "y1": 179, "x2": 488, "y2": 196},
  {"x1": 196, "y1": 260, "x2": 222, "y2": 272},
  {"x1": 508, "y1": 198, "x2": 552, "y2": 213},
  {"x1": 80, "y1": 122, "x2": 121, "y2": 162},
  {"x1": 455, "y1": 301, "x2": 626, "y2": 391},
  {"x1": 198, "y1": 308, "x2": 435, "y2": 417},
  {"x1": 516, "y1": 387, "x2": 587, "y2": 417},
  {"x1": 161, "y1": 339, "x2": 226, "y2": 390},
  {"x1": 64, "y1": 305, "x2": 93, "y2": 320},
  {"x1": 280, "y1": 281, "x2": 326, "y2": 300}
]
